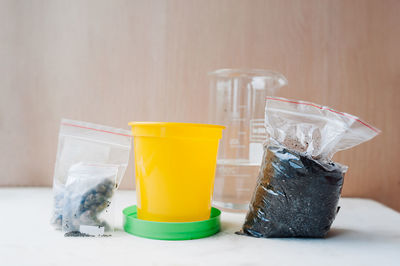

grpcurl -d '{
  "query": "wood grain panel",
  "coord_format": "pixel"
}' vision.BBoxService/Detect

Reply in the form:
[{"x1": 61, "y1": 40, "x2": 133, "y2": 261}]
[{"x1": 1, "y1": 0, "x2": 399, "y2": 210}]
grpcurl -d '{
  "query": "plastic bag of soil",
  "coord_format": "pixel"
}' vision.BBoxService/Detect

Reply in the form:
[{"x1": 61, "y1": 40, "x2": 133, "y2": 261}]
[
  {"x1": 51, "y1": 119, "x2": 132, "y2": 236},
  {"x1": 240, "y1": 97, "x2": 380, "y2": 238}
]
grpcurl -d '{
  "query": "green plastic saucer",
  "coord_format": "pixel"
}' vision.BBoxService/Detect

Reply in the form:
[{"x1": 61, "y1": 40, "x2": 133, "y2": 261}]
[{"x1": 122, "y1": 205, "x2": 221, "y2": 240}]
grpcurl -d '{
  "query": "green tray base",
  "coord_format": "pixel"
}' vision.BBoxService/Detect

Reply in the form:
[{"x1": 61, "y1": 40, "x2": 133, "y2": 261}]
[{"x1": 123, "y1": 205, "x2": 221, "y2": 240}]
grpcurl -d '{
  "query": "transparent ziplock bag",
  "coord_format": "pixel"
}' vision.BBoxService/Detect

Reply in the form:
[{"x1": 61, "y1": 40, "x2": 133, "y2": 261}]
[
  {"x1": 51, "y1": 119, "x2": 132, "y2": 236},
  {"x1": 62, "y1": 163, "x2": 118, "y2": 236},
  {"x1": 240, "y1": 97, "x2": 380, "y2": 238}
]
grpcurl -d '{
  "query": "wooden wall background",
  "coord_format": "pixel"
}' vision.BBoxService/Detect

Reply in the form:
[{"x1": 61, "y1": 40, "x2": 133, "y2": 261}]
[{"x1": 1, "y1": 0, "x2": 399, "y2": 210}]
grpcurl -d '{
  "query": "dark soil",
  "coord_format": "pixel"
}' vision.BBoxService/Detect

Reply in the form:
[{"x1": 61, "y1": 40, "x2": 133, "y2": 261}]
[{"x1": 239, "y1": 145, "x2": 346, "y2": 238}]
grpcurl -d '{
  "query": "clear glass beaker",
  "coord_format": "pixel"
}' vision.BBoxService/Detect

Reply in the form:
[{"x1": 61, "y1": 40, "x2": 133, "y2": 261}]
[{"x1": 208, "y1": 69, "x2": 287, "y2": 212}]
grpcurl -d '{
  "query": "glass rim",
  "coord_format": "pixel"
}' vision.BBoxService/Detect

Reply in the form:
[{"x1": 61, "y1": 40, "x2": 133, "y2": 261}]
[{"x1": 208, "y1": 68, "x2": 286, "y2": 79}]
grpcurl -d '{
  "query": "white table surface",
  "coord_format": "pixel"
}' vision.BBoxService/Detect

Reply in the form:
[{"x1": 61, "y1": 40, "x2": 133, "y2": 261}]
[{"x1": 1, "y1": 188, "x2": 399, "y2": 266}]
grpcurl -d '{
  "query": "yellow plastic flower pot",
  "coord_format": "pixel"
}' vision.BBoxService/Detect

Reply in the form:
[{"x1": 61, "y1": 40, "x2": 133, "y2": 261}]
[{"x1": 129, "y1": 122, "x2": 225, "y2": 222}]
